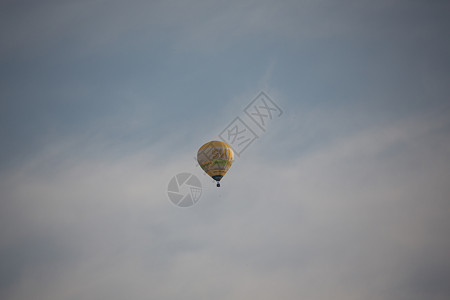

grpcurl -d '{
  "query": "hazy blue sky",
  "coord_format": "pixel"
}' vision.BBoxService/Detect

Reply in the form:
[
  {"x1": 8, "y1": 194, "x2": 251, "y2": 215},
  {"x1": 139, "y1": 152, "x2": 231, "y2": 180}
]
[{"x1": 1, "y1": 1, "x2": 450, "y2": 299}]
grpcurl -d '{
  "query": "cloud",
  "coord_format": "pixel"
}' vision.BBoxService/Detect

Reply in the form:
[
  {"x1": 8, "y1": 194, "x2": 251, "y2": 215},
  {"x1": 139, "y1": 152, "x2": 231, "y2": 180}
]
[
  {"x1": 1, "y1": 1, "x2": 449, "y2": 299},
  {"x1": 1, "y1": 106, "x2": 449, "y2": 299}
]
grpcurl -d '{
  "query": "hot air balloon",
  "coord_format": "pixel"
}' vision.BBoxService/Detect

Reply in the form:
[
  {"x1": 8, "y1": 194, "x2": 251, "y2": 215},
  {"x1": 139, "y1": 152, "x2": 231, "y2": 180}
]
[{"x1": 197, "y1": 141, "x2": 234, "y2": 187}]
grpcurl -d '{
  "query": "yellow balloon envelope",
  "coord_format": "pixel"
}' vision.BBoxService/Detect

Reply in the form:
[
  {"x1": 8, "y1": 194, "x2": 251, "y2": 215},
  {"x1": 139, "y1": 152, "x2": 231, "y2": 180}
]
[{"x1": 197, "y1": 141, "x2": 234, "y2": 187}]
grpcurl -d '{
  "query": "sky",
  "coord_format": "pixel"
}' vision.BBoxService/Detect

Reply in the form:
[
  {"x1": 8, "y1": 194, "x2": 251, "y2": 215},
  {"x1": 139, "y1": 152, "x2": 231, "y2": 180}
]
[{"x1": 1, "y1": 0, "x2": 450, "y2": 299}]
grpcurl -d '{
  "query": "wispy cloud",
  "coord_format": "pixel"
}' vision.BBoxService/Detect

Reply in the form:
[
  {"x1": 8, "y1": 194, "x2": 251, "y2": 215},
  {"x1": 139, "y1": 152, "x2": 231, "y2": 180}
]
[
  {"x1": 1, "y1": 0, "x2": 449, "y2": 299},
  {"x1": 1, "y1": 107, "x2": 449, "y2": 299}
]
